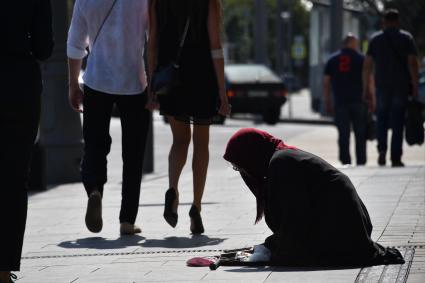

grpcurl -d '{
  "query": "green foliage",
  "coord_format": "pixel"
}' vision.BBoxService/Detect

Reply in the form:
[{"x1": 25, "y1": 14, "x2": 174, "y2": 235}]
[
  {"x1": 222, "y1": 0, "x2": 253, "y2": 62},
  {"x1": 222, "y1": 0, "x2": 310, "y2": 66}
]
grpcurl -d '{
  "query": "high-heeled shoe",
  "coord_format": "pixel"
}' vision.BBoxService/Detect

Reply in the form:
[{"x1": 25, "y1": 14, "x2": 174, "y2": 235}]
[
  {"x1": 164, "y1": 188, "x2": 178, "y2": 228},
  {"x1": 189, "y1": 204, "x2": 204, "y2": 234}
]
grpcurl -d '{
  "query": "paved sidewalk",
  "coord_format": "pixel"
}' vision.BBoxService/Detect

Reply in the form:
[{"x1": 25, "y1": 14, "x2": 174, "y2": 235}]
[{"x1": 17, "y1": 119, "x2": 425, "y2": 283}]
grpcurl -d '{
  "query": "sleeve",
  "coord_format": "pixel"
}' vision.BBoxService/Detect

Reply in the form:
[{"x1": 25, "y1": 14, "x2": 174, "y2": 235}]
[
  {"x1": 67, "y1": 0, "x2": 89, "y2": 59},
  {"x1": 144, "y1": 0, "x2": 149, "y2": 40},
  {"x1": 406, "y1": 34, "x2": 418, "y2": 56},
  {"x1": 30, "y1": 0, "x2": 54, "y2": 61}
]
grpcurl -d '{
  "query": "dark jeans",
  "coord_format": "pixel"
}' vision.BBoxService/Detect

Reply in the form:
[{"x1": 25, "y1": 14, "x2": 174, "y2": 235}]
[
  {"x1": 334, "y1": 102, "x2": 368, "y2": 165},
  {"x1": 376, "y1": 88, "x2": 408, "y2": 162},
  {"x1": 0, "y1": 95, "x2": 40, "y2": 270},
  {"x1": 81, "y1": 86, "x2": 150, "y2": 224}
]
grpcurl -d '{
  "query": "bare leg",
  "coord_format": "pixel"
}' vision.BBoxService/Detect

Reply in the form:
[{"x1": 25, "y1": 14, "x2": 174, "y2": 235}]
[
  {"x1": 168, "y1": 117, "x2": 191, "y2": 198},
  {"x1": 192, "y1": 124, "x2": 210, "y2": 211}
]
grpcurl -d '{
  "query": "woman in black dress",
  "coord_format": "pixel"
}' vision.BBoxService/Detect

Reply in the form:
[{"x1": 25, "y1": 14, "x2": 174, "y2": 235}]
[
  {"x1": 223, "y1": 128, "x2": 404, "y2": 266},
  {"x1": 147, "y1": 0, "x2": 230, "y2": 234}
]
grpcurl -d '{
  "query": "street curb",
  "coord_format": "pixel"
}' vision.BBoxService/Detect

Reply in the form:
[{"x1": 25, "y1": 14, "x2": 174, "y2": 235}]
[{"x1": 279, "y1": 118, "x2": 333, "y2": 125}]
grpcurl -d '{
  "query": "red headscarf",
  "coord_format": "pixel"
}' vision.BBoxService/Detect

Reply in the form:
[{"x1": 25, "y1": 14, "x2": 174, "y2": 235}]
[{"x1": 223, "y1": 128, "x2": 296, "y2": 223}]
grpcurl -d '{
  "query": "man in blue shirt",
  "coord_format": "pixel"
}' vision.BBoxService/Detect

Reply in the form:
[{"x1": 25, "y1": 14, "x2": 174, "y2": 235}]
[
  {"x1": 324, "y1": 34, "x2": 370, "y2": 165},
  {"x1": 363, "y1": 9, "x2": 419, "y2": 167}
]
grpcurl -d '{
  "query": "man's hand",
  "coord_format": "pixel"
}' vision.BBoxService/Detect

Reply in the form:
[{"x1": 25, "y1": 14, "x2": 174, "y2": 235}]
[
  {"x1": 323, "y1": 75, "x2": 332, "y2": 115},
  {"x1": 412, "y1": 84, "x2": 419, "y2": 98},
  {"x1": 68, "y1": 58, "x2": 83, "y2": 112},
  {"x1": 324, "y1": 98, "x2": 333, "y2": 115},
  {"x1": 363, "y1": 88, "x2": 375, "y2": 113},
  {"x1": 69, "y1": 84, "x2": 83, "y2": 112}
]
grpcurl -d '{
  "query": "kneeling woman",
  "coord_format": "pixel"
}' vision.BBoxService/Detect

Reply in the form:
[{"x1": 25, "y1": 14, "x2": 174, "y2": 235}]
[{"x1": 223, "y1": 128, "x2": 404, "y2": 267}]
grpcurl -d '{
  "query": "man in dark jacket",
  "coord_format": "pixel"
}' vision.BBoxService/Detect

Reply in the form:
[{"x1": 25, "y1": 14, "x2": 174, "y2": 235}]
[
  {"x1": 363, "y1": 9, "x2": 419, "y2": 167},
  {"x1": 324, "y1": 34, "x2": 371, "y2": 166},
  {"x1": 0, "y1": 1, "x2": 54, "y2": 282}
]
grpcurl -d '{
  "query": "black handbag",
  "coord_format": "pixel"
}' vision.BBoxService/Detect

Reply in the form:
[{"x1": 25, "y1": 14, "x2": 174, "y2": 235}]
[
  {"x1": 152, "y1": 18, "x2": 190, "y2": 97},
  {"x1": 405, "y1": 99, "x2": 425, "y2": 146}
]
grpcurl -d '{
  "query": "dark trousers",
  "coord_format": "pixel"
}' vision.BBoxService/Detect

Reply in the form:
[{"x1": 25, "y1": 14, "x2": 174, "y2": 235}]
[
  {"x1": 376, "y1": 88, "x2": 408, "y2": 162},
  {"x1": 81, "y1": 86, "x2": 150, "y2": 224},
  {"x1": 334, "y1": 102, "x2": 368, "y2": 165},
  {"x1": 0, "y1": 95, "x2": 40, "y2": 271}
]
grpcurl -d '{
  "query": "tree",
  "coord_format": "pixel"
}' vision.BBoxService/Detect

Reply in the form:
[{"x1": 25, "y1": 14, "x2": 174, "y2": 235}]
[{"x1": 222, "y1": 0, "x2": 310, "y2": 83}]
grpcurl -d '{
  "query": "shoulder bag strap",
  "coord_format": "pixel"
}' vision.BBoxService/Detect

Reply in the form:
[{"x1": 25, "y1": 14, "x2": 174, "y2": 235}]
[
  {"x1": 91, "y1": 0, "x2": 118, "y2": 52},
  {"x1": 384, "y1": 31, "x2": 409, "y2": 74},
  {"x1": 173, "y1": 18, "x2": 191, "y2": 68}
]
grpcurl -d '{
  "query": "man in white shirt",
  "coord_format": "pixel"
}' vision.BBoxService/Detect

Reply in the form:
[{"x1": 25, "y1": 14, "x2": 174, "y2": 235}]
[{"x1": 67, "y1": 0, "x2": 150, "y2": 235}]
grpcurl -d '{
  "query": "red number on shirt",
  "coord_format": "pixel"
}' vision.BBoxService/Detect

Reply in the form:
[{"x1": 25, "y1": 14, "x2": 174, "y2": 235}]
[{"x1": 339, "y1": 55, "x2": 351, "y2": 72}]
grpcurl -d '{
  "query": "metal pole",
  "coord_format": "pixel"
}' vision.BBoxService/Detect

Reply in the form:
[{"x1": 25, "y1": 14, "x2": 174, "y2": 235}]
[
  {"x1": 330, "y1": 0, "x2": 344, "y2": 52},
  {"x1": 287, "y1": 0, "x2": 293, "y2": 118},
  {"x1": 40, "y1": 0, "x2": 84, "y2": 184},
  {"x1": 253, "y1": 0, "x2": 268, "y2": 64},
  {"x1": 276, "y1": 0, "x2": 284, "y2": 77}
]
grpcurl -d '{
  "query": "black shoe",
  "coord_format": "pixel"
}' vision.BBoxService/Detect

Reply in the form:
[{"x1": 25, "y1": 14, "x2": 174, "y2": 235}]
[
  {"x1": 378, "y1": 152, "x2": 386, "y2": 166},
  {"x1": 164, "y1": 188, "x2": 178, "y2": 228},
  {"x1": 189, "y1": 204, "x2": 205, "y2": 234},
  {"x1": 85, "y1": 190, "x2": 103, "y2": 233},
  {"x1": 392, "y1": 160, "x2": 405, "y2": 167}
]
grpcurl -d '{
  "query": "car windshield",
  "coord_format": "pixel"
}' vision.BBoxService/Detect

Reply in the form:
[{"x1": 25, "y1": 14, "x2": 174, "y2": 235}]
[{"x1": 225, "y1": 65, "x2": 282, "y2": 83}]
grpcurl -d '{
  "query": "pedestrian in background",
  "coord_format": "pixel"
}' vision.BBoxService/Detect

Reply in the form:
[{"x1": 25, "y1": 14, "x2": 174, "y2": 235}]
[
  {"x1": 323, "y1": 34, "x2": 372, "y2": 166},
  {"x1": 67, "y1": 0, "x2": 150, "y2": 235},
  {"x1": 147, "y1": 0, "x2": 231, "y2": 234},
  {"x1": 0, "y1": 1, "x2": 53, "y2": 282},
  {"x1": 363, "y1": 9, "x2": 420, "y2": 167}
]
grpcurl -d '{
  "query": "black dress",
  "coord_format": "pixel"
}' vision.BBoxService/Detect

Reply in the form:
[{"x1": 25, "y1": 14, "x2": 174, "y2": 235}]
[
  {"x1": 263, "y1": 149, "x2": 404, "y2": 267},
  {"x1": 155, "y1": 0, "x2": 219, "y2": 125}
]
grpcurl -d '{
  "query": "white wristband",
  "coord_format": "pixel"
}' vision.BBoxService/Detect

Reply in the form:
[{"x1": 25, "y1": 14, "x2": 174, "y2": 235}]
[{"x1": 211, "y1": 49, "x2": 224, "y2": 59}]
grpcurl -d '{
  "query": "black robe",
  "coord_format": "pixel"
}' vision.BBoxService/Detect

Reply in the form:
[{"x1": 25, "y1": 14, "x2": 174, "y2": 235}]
[{"x1": 263, "y1": 149, "x2": 404, "y2": 267}]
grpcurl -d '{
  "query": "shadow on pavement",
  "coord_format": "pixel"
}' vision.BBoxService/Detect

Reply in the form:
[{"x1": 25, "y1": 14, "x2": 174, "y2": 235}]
[
  {"x1": 58, "y1": 235, "x2": 145, "y2": 250},
  {"x1": 141, "y1": 235, "x2": 226, "y2": 249}
]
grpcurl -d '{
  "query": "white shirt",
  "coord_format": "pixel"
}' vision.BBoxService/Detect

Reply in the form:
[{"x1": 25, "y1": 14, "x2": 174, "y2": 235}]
[{"x1": 67, "y1": 0, "x2": 148, "y2": 95}]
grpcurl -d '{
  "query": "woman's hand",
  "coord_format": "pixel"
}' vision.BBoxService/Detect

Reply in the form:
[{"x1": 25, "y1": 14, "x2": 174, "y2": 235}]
[
  {"x1": 218, "y1": 93, "x2": 231, "y2": 116},
  {"x1": 145, "y1": 89, "x2": 159, "y2": 111}
]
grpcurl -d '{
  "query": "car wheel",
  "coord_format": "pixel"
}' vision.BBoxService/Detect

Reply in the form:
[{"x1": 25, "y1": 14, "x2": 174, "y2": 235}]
[{"x1": 263, "y1": 108, "x2": 280, "y2": 125}]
